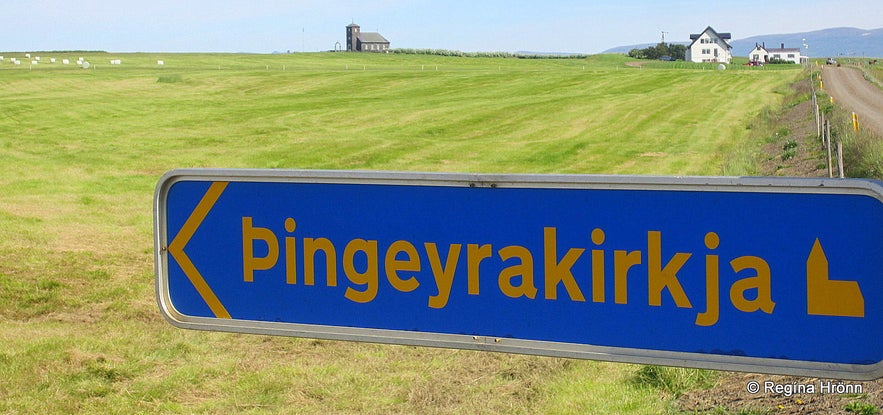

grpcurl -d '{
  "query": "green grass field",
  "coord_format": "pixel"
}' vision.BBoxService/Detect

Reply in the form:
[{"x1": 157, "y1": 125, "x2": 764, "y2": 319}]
[{"x1": 0, "y1": 52, "x2": 801, "y2": 414}]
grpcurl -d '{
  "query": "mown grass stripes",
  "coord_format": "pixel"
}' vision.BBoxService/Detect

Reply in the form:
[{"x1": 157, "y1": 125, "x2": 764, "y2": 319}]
[{"x1": 0, "y1": 52, "x2": 801, "y2": 414}]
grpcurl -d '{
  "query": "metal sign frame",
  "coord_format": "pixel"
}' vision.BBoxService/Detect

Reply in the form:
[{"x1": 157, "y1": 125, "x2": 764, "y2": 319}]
[{"x1": 154, "y1": 169, "x2": 883, "y2": 380}]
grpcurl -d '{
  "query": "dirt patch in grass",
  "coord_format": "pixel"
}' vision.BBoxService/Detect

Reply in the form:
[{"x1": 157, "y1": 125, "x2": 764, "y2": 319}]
[{"x1": 757, "y1": 99, "x2": 829, "y2": 178}]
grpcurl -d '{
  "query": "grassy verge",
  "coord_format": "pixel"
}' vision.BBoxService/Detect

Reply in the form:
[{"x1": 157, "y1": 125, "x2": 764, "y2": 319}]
[
  {"x1": 833, "y1": 116, "x2": 883, "y2": 179},
  {"x1": 713, "y1": 71, "x2": 820, "y2": 177}
]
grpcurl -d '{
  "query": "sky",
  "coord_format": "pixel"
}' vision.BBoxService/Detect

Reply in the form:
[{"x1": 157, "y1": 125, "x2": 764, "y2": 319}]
[{"x1": 2, "y1": 0, "x2": 881, "y2": 54}]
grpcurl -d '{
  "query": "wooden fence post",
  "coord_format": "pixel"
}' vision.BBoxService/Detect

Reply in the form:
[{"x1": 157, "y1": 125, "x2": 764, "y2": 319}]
[
  {"x1": 825, "y1": 119, "x2": 833, "y2": 178},
  {"x1": 837, "y1": 140, "x2": 845, "y2": 178}
]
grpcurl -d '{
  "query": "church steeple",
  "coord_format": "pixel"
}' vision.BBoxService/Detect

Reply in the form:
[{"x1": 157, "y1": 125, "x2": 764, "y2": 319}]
[{"x1": 346, "y1": 23, "x2": 360, "y2": 52}]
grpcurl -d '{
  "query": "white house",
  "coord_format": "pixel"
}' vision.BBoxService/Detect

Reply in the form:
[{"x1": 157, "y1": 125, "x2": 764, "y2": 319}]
[
  {"x1": 685, "y1": 26, "x2": 733, "y2": 64},
  {"x1": 749, "y1": 43, "x2": 805, "y2": 64}
]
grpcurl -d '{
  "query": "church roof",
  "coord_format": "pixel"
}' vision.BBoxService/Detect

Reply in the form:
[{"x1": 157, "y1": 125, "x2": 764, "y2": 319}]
[{"x1": 358, "y1": 32, "x2": 389, "y2": 43}]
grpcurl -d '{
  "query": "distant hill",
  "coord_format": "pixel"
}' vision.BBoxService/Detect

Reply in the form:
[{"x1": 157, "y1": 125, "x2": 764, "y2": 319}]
[{"x1": 604, "y1": 27, "x2": 883, "y2": 58}]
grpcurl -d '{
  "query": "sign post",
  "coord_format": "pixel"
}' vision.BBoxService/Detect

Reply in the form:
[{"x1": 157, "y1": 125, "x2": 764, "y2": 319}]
[{"x1": 155, "y1": 169, "x2": 883, "y2": 380}]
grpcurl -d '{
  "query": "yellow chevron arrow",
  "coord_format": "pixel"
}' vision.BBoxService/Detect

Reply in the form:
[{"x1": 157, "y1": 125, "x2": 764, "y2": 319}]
[{"x1": 168, "y1": 181, "x2": 232, "y2": 319}]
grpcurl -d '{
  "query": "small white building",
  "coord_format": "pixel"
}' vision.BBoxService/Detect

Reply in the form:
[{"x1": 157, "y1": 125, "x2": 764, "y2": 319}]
[
  {"x1": 749, "y1": 43, "x2": 805, "y2": 64},
  {"x1": 685, "y1": 26, "x2": 733, "y2": 64}
]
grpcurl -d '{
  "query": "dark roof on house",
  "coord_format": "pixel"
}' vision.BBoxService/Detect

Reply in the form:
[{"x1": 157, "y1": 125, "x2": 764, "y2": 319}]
[
  {"x1": 688, "y1": 26, "x2": 732, "y2": 49},
  {"x1": 358, "y1": 32, "x2": 389, "y2": 43},
  {"x1": 753, "y1": 43, "x2": 802, "y2": 53}
]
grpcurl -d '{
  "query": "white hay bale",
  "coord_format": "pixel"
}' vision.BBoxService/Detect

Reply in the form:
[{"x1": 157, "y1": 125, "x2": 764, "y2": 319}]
[
  {"x1": 157, "y1": 60, "x2": 164, "y2": 65},
  {"x1": 62, "y1": 59, "x2": 70, "y2": 65}
]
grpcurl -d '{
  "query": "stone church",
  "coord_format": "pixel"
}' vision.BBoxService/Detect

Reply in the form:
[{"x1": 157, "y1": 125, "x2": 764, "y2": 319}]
[{"x1": 346, "y1": 23, "x2": 390, "y2": 52}]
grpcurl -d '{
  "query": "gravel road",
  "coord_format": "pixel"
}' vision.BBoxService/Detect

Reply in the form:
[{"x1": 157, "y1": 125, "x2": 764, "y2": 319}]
[{"x1": 822, "y1": 66, "x2": 883, "y2": 135}]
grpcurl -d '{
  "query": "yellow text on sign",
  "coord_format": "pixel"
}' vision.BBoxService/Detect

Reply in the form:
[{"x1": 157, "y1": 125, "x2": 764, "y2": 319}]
[{"x1": 241, "y1": 217, "x2": 865, "y2": 326}]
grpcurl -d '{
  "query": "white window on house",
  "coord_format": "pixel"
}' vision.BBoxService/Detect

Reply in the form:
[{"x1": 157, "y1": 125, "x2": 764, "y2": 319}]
[{"x1": 788, "y1": 54, "x2": 795, "y2": 58}]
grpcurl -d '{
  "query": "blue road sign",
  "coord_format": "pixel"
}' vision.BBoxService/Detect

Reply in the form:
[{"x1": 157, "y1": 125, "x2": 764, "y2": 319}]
[{"x1": 154, "y1": 169, "x2": 883, "y2": 380}]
